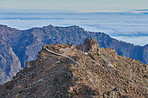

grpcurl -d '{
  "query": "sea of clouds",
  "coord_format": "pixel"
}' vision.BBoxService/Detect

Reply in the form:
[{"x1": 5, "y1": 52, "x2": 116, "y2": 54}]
[{"x1": 0, "y1": 12, "x2": 148, "y2": 46}]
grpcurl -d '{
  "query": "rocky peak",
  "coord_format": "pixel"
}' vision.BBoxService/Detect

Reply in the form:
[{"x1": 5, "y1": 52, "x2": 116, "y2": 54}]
[
  {"x1": 144, "y1": 44, "x2": 148, "y2": 47},
  {"x1": 0, "y1": 24, "x2": 9, "y2": 28},
  {"x1": 77, "y1": 38, "x2": 99, "y2": 53},
  {"x1": 43, "y1": 25, "x2": 55, "y2": 29}
]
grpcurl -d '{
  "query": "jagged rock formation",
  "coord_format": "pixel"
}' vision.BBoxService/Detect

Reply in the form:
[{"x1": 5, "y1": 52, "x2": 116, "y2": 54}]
[
  {"x1": 77, "y1": 38, "x2": 99, "y2": 52},
  {"x1": 0, "y1": 38, "x2": 147, "y2": 98},
  {"x1": 0, "y1": 24, "x2": 148, "y2": 84}
]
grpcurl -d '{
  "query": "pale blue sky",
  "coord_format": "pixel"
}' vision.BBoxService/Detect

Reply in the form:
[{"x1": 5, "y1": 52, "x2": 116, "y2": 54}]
[{"x1": 0, "y1": 0, "x2": 148, "y2": 11}]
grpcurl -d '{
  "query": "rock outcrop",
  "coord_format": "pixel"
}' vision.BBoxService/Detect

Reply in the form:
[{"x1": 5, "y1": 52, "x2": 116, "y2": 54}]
[
  {"x1": 0, "y1": 24, "x2": 148, "y2": 85},
  {"x1": 0, "y1": 38, "x2": 147, "y2": 98},
  {"x1": 76, "y1": 38, "x2": 99, "y2": 52}
]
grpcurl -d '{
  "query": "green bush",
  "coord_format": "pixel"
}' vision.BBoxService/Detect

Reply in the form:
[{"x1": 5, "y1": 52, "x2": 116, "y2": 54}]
[
  {"x1": 68, "y1": 93, "x2": 71, "y2": 97},
  {"x1": 19, "y1": 90, "x2": 23, "y2": 94},
  {"x1": 97, "y1": 53, "x2": 100, "y2": 56},
  {"x1": 37, "y1": 79, "x2": 43, "y2": 83},
  {"x1": 55, "y1": 61, "x2": 61, "y2": 64}
]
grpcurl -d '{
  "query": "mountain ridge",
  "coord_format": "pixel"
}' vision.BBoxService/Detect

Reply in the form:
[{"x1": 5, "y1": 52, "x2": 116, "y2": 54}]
[
  {"x1": 0, "y1": 24, "x2": 148, "y2": 84},
  {"x1": 0, "y1": 38, "x2": 147, "y2": 98}
]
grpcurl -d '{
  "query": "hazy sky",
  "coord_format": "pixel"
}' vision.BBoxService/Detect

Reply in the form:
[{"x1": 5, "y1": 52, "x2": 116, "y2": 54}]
[{"x1": 0, "y1": 0, "x2": 148, "y2": 11}]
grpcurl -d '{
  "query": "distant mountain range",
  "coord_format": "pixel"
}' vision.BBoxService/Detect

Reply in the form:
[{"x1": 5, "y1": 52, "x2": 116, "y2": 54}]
[{"x1": 0, "y1": 24, "x2": 147, "y2": 84}]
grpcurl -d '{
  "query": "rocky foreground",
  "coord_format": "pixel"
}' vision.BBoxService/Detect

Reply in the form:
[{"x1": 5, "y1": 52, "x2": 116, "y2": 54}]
[{"x1": 0, "y1": 38, "x2": 147, "y2": 98}]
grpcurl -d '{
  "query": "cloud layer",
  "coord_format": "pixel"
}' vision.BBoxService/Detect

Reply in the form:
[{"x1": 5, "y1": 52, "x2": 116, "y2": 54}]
[{"x1": 0, "y1": 12, "x2": 148, "y2": 46}]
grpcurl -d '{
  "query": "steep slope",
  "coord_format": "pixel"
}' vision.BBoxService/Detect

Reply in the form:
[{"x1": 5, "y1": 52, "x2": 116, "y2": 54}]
[
  {"x1": 0, "y1": 39, "x2": 21, "y2": 84},
  {"x1": 0, "y1": 25, "x2": 22, "y2": 84},
  {"x1": 0, "y1": 24, "x2": 148, "y2": 85},
  {"x1": 143, "y1": 45, "x2": 148, "y2": 64},
  {"x1": 1, "y1": 38, "x2": 147, "y2": 98}
]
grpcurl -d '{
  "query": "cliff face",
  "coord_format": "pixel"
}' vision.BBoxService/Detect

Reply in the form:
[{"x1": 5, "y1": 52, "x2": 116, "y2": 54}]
[
  {"x1": 1, "y1": 38, "x2": 147, "y2": 98},
  {"x1": 0, "y1": 25, "x2": 22, "y2": 84},
  {"x1": 0, "y1": 38, "x2": 21, "y2": 84},
  {"x1": 143, "y1": 45, "x2": 148, "y2": 64},
  {"x1": 0, "y1": 24, "x2": 148, "y2": 84}
]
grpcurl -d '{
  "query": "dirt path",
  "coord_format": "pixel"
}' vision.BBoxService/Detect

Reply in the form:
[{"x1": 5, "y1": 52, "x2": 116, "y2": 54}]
[
  {"x1": 45, "y1": 48, "x2": 80, "y2": 65},
  {"x1": 45, "y1": 47, "x2": 101, "y2": 89}
]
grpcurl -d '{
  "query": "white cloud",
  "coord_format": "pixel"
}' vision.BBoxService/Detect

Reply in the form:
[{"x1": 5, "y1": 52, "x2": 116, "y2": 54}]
[
  {"x1": 112, "y1": 36, "x2": 148, "y2": 46},
  {"x1": 0, "y1": 12, "x2": 148, "y2": 45}
]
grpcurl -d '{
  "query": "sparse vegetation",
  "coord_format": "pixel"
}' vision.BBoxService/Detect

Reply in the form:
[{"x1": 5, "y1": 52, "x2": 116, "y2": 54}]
[
  {"x1": 19, "y1": 90, "x2": 23, "y2": 94},
  {"x1": 17, "y1": 95, "x2": 21, "y2": 98},
  {"x1": 55, "y1": 61, "x2": 61, "y2": 64},
  {"x1": 97, "y1": 53, "x2": 100, "y2": 56},
  {"x1": 68, "y1": 93, "x2": 71, "y2": 97},
  {"x1": 37, "y1": 79, "x2": 43, "y2": 83}
]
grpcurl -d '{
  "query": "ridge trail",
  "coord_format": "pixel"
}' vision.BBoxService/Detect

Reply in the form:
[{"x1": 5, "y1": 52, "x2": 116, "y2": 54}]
[
  {"x1": 45, "y1": 48, "x2": 80, "y2": 65},
  {"x1": 45, "y1": 47, "x2": 99, "y2": 89}
]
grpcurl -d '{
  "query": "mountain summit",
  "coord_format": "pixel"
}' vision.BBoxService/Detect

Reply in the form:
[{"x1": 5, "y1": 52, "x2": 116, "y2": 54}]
[
  {"x1": 77, "y1": 38, "x2": 99, "y2": 53},
  {"x1": 0, "y1": 38, "x2": 147, "y2": 98}
]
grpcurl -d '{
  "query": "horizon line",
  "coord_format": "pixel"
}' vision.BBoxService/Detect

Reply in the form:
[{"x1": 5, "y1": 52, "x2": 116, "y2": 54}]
[{"x1": 0, "y1": 8, "x2": 148, "y2": 13}]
